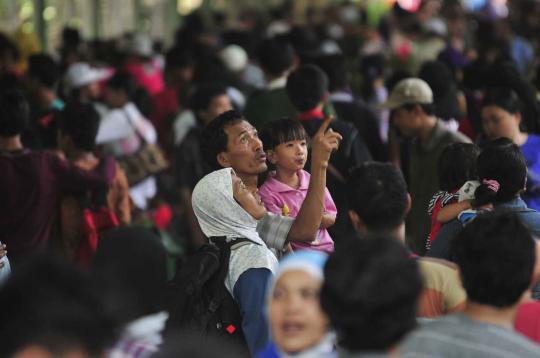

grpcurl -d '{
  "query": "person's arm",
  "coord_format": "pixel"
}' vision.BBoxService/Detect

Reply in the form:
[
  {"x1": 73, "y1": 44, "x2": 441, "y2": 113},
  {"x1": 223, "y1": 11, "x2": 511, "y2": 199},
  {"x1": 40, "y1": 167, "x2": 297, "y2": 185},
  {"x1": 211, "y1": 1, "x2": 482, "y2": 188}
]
[
  {"x1": 436, "y1": 200, "x2": 471, "y2": 224},
  {"x1": 112, "y1": 165, "x2": 132, "y2": 224},
  {"x1": 287, "y1": 115, "x2": 342, "y2": 242},
  {"x1": 320, "y1": 187, "x2": 337, "y2": 229},
  {"x1": 321, "y1": 214, "x2": 336, "y2": 229},
  {"x1": 233, "y1": 268, "x2": 273, "y2": 356},
  {"x1": 54, "y1": 154, "x2": 116, "y2": 194}
]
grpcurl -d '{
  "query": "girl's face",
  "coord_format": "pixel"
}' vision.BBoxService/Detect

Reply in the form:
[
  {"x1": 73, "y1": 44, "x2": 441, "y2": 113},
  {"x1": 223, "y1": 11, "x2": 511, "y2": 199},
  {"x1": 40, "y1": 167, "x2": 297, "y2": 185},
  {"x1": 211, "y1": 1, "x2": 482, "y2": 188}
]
[
  {"x1": 481, "y1": 105, "x2": 521, "y2": 141},
  {"x1": 267, "y1": 139, "x2": 308, "y2": 173},
  {"x1": 269, "y1": 270, "x2": 328, "y2": 354}
]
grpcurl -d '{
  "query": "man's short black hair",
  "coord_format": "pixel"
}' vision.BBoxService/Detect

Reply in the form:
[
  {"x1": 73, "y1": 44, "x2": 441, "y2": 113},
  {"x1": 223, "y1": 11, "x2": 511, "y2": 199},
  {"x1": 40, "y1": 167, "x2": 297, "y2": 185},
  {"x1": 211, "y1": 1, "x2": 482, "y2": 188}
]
[
  {"x1": 0, "y1": 255, "x2": 116, "y2": 357},
  {"x1": 190, "y1": 83, "x2": 228, "y2": 114},
  {"x1": 348, "y1": 162, "x2": 409, "y2": 232},
  {"x1": 257, "y1": 38, "x2": 295, "y2": 76},
  {"x1": 28, "y1": 54, "x2": 60, "y2": 89},
  {"x1": 315, "y1": 54, "x2": 348, "y2": 93},
  {"x1": 438, "y1": 142, "x2": 479, "y2": 192},
  {"x1": 58, "y1": 102, "x2": 101, "y2": 152},
  {"x1": 286, "y1": 64, "x2": 329, "y2": 112},
  {"x1": 106, "y1": 71, "x2": 137, "y2": 99},
  {"x1": 321, "y1": 236, "x2": 422, "y2": 352},
  {"x1": 201, "y1": 109, "x2": 245, "y2": 170},
  {"x1": 450, "y1": 212, "x2": 535, "y2": 308},
  {"x1": 165, "y1": 46, "x2": 195, "y2": 72},
  {"x1": 0, "y1": 90, "x2": 29, "y2": 137}
]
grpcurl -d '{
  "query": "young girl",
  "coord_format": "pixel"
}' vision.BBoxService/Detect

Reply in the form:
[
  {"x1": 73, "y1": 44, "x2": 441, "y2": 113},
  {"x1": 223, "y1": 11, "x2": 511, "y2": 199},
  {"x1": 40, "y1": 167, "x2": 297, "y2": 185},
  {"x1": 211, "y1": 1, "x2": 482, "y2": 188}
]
[
  {"x1": 259, "y1": 118, "x2": 337, "y2": 254},
  {"x1": 426, "y1": 142, "x2": 480, "y2": 251}
]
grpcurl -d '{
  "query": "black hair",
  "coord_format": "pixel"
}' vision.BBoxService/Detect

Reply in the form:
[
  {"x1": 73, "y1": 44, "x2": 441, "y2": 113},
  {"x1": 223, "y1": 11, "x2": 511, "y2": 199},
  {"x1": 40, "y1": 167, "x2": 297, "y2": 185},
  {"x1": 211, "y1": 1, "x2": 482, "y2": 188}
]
[
  {"x1": 106, "y1": 71, "x2": 138, "y2": 99},
  {"x1": 418, "y1": 60, "x2": 462, "y2": 120},
  {"x1": 348, "y1": 162, "x2": 409, "y2": 232},
  {"x1": 58, "y1": 102, "x2": 101, "y2": 152},
  {"x1": 286, "y1": 64, "x2": 329, "y2": 112},
  {"x1": 481, "y1": 86, "x2": 521, "y2": 114},
  {"x1": 260, "y1": 117, "x2": 309, "y2": 150},
  {"x1": 315, "y1": 54, "x2": 348, "y2": 93},
  {"x1": 201, "y1": 109, "x2": 245, "y2": 170},
  {"x1": 321, "y1": 236, "x2": 422, "y2": 351},
  {"x1": 438, "y1": 143, "x2": 479, "y2": 192},
  {"x1": 0, "y1": 255, "x2": 116, "y2": 357},
  {"x1": 0, "y1": 33, "x2": 20, "y2": 61},
  {"x1": 474, "y1": 137, "x2": 527, "y2": 206},
  {"x1": 0, "y1": 90, "x2": 29, "y2": 136},
  {"x1": 27, "y1": 54, "x2": 60, "y2": 89},
  {"x1": 257, "y1": 38, "x2": 295, "y2": 76},
  {"x1": 450, "y1": 211, "x2": 535, "y2": 307},
  {"x1": 165, "y1": 46, "x2": 195, "y2": 72},
  {"x1": 91, "y1": 226, "x2": 167, "y2": 325},
  {"x1": 190, "y1": 83, "x2": 228, "y2": 114},
  {"x1": 401, "y1": 102, "x2": 436, "y2": 116}
]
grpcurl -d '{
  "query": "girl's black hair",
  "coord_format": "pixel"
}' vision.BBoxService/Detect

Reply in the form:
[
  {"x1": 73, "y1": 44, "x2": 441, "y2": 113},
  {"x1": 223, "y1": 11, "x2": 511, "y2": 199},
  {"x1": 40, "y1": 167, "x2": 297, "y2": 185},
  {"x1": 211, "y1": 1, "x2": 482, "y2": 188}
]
[
  {"x1": 482, "y1": 86, "x2": 521, "y2": 114},
  {"x1": 260, "y1": 117, "x2": 309, "y2": 150},
  {"x1": 473, "y1": 137, "x2": 527, "y2": 207},
  {"x1": 438, "y1": 143, "x2": 480, "y2": 192}
]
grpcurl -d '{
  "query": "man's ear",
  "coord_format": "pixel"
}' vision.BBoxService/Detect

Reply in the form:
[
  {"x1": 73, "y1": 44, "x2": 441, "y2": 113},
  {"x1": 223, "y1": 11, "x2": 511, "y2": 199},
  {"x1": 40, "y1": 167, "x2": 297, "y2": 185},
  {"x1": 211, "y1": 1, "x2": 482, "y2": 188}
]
[
  {"x1": 406, "y1": 193, "x2": 412, "y2": 214},
  {"x1": 217, "y1": 152, "x2": 231, "y2": 168},
  {"x1": 266, "y1": 149, "x2": 277, "y2": 165},
  {"x1": 348, "y1": 210, "x2": 367, "y2": 234}
]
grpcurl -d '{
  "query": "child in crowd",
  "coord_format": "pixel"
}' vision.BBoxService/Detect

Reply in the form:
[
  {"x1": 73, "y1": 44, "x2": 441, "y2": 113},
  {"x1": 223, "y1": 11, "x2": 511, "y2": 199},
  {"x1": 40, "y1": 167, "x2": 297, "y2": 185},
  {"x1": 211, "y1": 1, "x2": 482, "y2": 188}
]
[
  {"x1": 259, "y1": 118, "x2": 336, "y2": 253},
  {"x1": 258, "y1": 251, "x2": 335, "y2": 358},
  {"x1": 426, "y1": 142, "x2": 479, "y2": 251}
]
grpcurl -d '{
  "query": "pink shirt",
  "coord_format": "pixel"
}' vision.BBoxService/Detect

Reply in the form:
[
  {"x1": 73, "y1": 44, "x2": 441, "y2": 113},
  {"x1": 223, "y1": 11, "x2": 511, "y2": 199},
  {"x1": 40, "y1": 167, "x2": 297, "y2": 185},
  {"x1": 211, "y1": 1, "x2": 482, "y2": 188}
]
[{"x1": 259, "y1": 169, "x2": 336, "y2": 253}]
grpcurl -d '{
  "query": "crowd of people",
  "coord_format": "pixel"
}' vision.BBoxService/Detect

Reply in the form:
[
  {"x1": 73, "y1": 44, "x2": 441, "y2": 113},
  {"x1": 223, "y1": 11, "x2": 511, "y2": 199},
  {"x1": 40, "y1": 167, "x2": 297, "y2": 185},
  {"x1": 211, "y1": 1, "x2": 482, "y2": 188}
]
[{"x1": 3, "y1": 0, "x2": 540, "y2": 357}]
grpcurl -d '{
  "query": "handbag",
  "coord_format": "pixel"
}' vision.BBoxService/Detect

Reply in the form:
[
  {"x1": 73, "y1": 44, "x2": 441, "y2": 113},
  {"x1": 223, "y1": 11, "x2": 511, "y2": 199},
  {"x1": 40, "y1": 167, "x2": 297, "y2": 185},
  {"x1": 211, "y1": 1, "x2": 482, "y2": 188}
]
[{"x1": 116, "y1": 109, "x2": 169, "y2": 186}]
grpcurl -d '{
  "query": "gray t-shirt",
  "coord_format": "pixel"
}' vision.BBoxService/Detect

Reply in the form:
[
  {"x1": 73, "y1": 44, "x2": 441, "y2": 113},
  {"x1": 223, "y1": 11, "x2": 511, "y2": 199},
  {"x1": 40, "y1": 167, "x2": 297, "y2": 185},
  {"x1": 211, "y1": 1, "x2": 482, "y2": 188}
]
[{"x1": 400, "y1": 313, "x2": 540, "y2": 358}]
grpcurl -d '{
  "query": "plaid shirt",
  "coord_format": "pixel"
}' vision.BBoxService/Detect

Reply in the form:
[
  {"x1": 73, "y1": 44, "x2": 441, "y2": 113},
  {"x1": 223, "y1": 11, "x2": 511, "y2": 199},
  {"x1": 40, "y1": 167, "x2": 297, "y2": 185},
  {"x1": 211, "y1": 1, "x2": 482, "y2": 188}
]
[{"x1": 256, "y1": 213, "x2": 293, "y2": 251}]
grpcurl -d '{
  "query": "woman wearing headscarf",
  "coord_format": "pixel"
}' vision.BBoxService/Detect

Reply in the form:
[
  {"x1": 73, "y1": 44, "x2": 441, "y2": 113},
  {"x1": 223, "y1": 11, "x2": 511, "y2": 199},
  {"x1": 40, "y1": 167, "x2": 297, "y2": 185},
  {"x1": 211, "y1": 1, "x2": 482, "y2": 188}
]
[
  {"x1": 191, "y1": 168, "x2": 278, "y2": 355},
  {"x1": 257, "y1": 251, "x2": 335, "y2": 358}
]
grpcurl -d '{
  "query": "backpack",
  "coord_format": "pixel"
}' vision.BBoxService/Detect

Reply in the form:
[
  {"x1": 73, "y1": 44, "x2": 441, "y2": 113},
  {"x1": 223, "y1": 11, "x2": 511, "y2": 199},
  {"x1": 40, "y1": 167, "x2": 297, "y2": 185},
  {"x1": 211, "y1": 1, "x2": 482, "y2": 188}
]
[
  {"x1": 77, "y1": 190, "x2": 120, "y2": 266},
  {"x1": 164, "y1": 236, "x2": 250, "y2": 353}
]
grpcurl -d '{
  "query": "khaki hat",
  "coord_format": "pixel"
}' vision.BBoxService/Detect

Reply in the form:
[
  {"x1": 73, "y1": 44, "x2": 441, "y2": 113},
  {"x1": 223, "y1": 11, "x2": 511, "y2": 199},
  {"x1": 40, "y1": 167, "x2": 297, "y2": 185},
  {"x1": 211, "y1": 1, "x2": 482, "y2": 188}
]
[{"x1": 379, "y1": 78, "x2": 433, "y2": 109}]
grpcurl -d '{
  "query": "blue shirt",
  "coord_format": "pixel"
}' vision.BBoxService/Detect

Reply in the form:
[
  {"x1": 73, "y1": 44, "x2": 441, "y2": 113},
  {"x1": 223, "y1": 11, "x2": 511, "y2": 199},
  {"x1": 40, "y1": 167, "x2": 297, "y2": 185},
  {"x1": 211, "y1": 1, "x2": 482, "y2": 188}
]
[{"x1": 521, "y1": 134, "x2": 540, "y2": 212}]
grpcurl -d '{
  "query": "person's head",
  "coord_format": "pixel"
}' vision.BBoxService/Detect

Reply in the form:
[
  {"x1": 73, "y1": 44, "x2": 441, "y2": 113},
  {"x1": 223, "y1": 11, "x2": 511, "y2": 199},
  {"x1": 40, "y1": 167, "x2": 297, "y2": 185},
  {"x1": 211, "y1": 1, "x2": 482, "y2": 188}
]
[
  {"x1": 286, "y1": 64, "x2": 329, "y2": 112},
  {"x1": 0, "y1": 90, "x2": 29, "y2": 137},
  {"x1": 64, "y1": 63, "x2": 109, "y2": 102},
  {"x1": 201, "y1": 109, "x2": 266, "y2": 175},
  {"x1": 481, "y1": 86, "x2": 523, "y2": 141},
  {"x1": 380, "y1": 78, "x2": 435, "y2": 137},
  {"x1": 438, "y1": 143, "x2": 480, "y2": 192},
  {"x1": 474, "y1": 137, "x2": 527, "y2": 206},
  {"x1": 27, "y1": 54, "x2": 61, "y2": 91},
  {"x1": 0, "y1": 255, "x2": 115, "y2": 358},
  {"x1": 58, "y1": 102, "x2": 101, "y2": 154},
  {"x1": 321, "y1": 236, "x2": 422, "y2": 352},
  {"x1": 450, "y1": 211, "x2": 535, "y2": 308},
  {"x1": 105, "y1": 71, "x2": 137, "y2": 108},
  {"x1": 257, "y1": 38, "x2": 295, "y2": 78},
  {"x1": 418, "y1": 60, "x2": 462, "y2": 120},
  {"x1": 347, "y1": 162, "x2": 410, "y2": 237},
  {"x1": 189, "y1": 83, "x2": 231, "y2": 125},
  {"x1": 261, "y1": 118, "x2": 309, "y2": 174},
  {"x1": 268, "y1": 251, "x2": 329, "y2": 354},
  {"x1": 315, "y1": 54, "x2": 348, "y2": 93},
  {"x1": 91, "y1": 226, "x2": 167, "y2": 325},
  {"x1": 165, "y1": 46, "x2": 195, "y2": 83}
]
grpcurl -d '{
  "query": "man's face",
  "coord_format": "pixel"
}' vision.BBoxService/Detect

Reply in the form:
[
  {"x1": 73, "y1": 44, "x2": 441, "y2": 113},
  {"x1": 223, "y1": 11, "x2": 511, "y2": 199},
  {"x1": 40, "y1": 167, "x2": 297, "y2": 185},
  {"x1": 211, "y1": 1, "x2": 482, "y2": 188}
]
[
  {"x1": 200, "y1": 94, "x2": 232, "y2": 125},
  {"x1": 219, "y1": 120, "x2": 267, "y2": 176},
  {"x1": 393, "y1": 106, "x2": 422, "y2": 137}
]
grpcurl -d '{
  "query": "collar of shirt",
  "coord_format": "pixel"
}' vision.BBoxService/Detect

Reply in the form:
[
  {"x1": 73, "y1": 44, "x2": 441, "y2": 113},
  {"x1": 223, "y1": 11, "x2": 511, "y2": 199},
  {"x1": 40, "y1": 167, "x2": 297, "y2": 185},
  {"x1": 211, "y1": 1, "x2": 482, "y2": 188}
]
[
  {"x1": 264, "y1": 170, "x2": 310, "y2": 193},
  {"x1": 495, "y1": 197, "x2": 528, "y2": 211},
  {"x1": 329, "y1": 91, "x2": 354, "y2": 103},
  {"x1": 266, "y1": 77, "x2": 287, "y2": 90},
  {"x1": 298, "y1": 109, "x2": 324, "y2": 121}
]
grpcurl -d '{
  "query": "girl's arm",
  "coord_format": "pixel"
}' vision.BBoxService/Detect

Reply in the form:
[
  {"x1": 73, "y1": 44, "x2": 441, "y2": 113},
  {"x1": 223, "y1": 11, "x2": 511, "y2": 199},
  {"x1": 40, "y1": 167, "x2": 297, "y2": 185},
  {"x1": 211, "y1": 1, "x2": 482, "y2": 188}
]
[
  {"x1": 436, "y1": 200, "x2": 472, "y2": 224},
  {"x1": 321, "y1": 213, "x2": 336, "y2": 229}
]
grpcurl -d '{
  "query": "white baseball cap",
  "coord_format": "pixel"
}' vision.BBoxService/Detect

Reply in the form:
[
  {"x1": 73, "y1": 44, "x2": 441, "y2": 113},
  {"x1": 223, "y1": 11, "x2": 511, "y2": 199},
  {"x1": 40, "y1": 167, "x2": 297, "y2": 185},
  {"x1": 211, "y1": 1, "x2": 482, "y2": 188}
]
[{"x1": 64, "y1": 62, "x2": 111, "y2": 93}]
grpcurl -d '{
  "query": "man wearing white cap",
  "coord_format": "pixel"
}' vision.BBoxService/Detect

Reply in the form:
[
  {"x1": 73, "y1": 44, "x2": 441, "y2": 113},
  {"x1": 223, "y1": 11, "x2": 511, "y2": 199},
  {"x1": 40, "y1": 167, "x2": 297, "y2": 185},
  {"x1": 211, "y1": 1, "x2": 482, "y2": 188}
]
[
  {"x1": 63, "y1": 62, "x2": 111, "y2": 103},
  {"x1": 380, "y1": 78, "x2": 470, "y2": 254}
]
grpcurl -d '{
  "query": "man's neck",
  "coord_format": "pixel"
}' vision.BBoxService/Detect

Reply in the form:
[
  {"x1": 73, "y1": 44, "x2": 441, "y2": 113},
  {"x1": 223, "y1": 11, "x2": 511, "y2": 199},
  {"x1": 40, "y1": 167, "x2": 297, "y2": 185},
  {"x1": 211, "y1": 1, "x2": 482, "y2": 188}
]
[
  {"x1": 0, "y1": 135, "x2": 24, "y2": 151},
  {"x1": 418, "y1": 116, "x2": 437, "y2": 144},
  {"x1": 237, "y1": 172, "x2": 259, "y2": 191},
  {"x1": 37, "y1": 88, "x2": 57, "y2": 111},
  {"x1": 464, "y1": 301, "x2": 520, "y2": 328}
]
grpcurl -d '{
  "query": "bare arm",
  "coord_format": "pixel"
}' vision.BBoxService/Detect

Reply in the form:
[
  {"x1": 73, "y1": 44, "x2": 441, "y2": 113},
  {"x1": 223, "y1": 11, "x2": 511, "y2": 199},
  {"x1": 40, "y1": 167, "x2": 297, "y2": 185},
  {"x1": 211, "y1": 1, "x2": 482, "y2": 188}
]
[
  {"x1": 321, "y1": 213, "x2": 336, "y2": 229},
  {"x1": 287, "y1": 115, "x2": 342, "y2": 242},
  {"x1": 436, "y1": 200, "x2": 472, "y2": 224}
]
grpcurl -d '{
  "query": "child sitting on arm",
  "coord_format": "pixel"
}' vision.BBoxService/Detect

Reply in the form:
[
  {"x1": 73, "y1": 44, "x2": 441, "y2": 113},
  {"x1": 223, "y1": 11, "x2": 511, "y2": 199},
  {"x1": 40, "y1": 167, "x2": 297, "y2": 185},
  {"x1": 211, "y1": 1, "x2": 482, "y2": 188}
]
[{"x1": 259, "y1": 118, "x2": 336, "y2": 253}]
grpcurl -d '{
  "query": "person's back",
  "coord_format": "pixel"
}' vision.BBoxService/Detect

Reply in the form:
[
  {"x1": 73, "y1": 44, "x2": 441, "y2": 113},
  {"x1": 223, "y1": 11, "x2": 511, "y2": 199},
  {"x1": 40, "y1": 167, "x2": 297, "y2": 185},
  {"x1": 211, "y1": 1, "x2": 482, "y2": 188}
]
[
  {"x1": 401, "y1": 212, "x2": 540, "y2": 357},
  {"x1": 0, "y1": 91, "x2": 113, "y2": 261}
]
